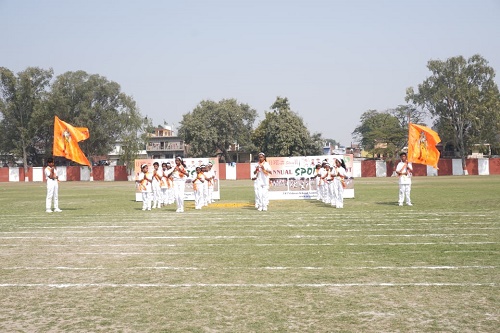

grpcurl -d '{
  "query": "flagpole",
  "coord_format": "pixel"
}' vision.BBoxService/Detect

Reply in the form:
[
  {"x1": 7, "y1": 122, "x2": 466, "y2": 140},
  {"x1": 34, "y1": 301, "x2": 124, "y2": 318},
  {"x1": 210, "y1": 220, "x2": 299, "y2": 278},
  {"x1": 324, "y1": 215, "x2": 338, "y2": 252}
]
[{"x1": 407, "y1": 109, "x2": 411, "y2": 153}]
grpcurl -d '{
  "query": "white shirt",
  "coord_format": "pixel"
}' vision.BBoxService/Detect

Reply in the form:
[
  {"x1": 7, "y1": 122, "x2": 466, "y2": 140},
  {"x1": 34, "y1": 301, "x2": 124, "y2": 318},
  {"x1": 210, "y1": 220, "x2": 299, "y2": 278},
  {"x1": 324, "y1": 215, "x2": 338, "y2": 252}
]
[
  {"x1": 45, "y1": 166, "x2": 58, "y2": 184},
  {"x1": 396, "y1": 161, "x2": 412, "y2": 185},
  {"x1": 255, "y1": 161, "x2": 272, "y2": 187},
  {"x1": 137, "y1": 172, "x2": 152, "y2": 192}
]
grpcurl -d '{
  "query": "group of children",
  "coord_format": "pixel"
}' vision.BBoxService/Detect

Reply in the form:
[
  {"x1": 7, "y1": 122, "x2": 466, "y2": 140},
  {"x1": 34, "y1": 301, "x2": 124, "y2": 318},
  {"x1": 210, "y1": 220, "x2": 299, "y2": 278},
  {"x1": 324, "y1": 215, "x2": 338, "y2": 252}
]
[
  {"x1": 313, "y1": 158, "x2": 348, "y2": 208},
  {"x1": 136, "y1": 157, "x2": 216, "y2": 213},
  {"x1": 43, "y1": 154, "x2": 412, "y2": 214},
  {"x1": 250, "y1": 154, "x2": 349, "y2": 211}
]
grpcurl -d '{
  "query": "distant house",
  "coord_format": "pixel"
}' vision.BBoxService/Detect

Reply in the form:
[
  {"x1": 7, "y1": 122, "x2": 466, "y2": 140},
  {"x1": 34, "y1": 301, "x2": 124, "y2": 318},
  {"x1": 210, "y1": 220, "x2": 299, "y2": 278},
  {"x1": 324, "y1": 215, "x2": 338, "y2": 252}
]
[
  {"x1": 146, "y1": 126, "x2": 185, "y2": 159},
  {"x1": 106, "y1": 141, "x2": 147, "y2": 166}
]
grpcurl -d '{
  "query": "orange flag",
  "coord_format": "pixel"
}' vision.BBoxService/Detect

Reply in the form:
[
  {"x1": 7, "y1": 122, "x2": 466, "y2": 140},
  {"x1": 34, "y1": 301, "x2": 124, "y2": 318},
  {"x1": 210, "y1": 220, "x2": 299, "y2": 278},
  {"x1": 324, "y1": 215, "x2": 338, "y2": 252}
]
[
  {"x1": 407, "y1": 123, "x2": 441, "y2": 169},
  {"x1": 53, "y1": 116, "x2": 91, "y2": 167}
]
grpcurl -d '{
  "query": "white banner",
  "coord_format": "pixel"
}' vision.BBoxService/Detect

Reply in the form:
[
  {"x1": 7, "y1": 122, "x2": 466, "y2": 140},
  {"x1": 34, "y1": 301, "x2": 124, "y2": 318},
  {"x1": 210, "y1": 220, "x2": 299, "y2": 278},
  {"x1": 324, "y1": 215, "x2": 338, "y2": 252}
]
[{"x1": 251, "y1": 154, "x2": 354, "y2": 199}]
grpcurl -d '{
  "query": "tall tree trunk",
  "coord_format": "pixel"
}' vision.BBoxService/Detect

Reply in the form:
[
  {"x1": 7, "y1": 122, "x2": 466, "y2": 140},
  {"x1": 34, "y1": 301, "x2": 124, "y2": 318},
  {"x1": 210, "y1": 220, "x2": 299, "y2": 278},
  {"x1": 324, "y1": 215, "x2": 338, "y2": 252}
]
[{"x1": 22, "y1": 144, "x2": 29, "y2": 181}]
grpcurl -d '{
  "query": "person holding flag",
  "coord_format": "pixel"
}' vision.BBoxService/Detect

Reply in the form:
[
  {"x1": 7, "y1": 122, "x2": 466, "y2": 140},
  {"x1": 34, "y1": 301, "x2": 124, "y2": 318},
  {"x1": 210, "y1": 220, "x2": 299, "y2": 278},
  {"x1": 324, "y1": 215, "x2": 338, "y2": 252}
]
[
  {"x1": 397, "y1": 123, "x2": 441, "y2": 206},
  {"x1": 45, "y1": 157, "x2": 62, "y2": 213},
  {"x1": 47, "y1": 116, "x2": 91, "y2": 212},
  {"x1": 396, "y1": 152, "x2": 413, "y2": 206}
]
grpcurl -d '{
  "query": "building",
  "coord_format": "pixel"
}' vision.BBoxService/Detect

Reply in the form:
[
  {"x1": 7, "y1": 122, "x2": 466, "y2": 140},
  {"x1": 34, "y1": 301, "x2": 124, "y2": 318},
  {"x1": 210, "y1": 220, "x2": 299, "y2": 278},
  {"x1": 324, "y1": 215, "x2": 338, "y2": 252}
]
[
  {"x1": 106, "y1": 141, "x2": 147, "y2": 166},
  {"x1": 146, "y1": 126, "x2": 185, "y2": 159}
]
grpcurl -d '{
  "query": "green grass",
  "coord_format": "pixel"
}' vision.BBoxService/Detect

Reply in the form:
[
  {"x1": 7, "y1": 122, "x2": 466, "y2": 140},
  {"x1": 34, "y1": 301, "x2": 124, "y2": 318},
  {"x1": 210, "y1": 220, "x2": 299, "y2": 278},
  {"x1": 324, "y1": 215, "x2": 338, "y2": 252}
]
[{"x1": 0, "y1": 176, "x2": 499, "y2": 332}]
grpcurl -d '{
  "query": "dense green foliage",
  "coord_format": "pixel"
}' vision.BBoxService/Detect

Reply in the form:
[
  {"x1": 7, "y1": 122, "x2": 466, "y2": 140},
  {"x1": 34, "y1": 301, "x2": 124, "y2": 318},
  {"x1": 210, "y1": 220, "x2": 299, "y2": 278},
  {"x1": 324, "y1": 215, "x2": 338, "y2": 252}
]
[
  {"x1": 352, "y1": 105, "x2": 426, "y2": 159},
  {"x1": 0, "y1": 68, "x2": 146, "y2": 167},
  {"x1": 178, "y1": 98, "x2": 257, "y2": 162},
  {"x1": 0, "y1": 67, "x2": 53, "y2": 170},
  {"x1": 252, "y1": 97, "x2": 323, "y2": 157},
  {"x1": 406, "y1": 54, "x2": 500, "y2": 171}
]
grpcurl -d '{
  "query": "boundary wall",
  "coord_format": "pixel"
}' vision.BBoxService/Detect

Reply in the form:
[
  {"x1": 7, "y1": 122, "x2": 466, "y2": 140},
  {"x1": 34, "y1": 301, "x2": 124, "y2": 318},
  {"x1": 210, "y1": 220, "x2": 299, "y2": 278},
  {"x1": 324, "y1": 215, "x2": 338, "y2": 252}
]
[
  {"x1": 0, "y1": 166, "x2": 128, "y2": 182},
  {"x1": 2, "y1": 159, "x2": 500, "y2": 182},
  {"x1": 219, "y1": 158, "x2": 500, "y2": 180}
]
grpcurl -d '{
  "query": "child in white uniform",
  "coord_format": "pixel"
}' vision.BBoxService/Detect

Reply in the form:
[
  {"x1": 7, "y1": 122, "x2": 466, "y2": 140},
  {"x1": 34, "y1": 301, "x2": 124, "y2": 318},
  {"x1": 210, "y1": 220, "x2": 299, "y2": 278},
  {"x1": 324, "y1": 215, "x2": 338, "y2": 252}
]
[
  {"x1": 396, "y1": 152, "x2": 413, "y2": 206},
  {"x1": 164, "y1": 156, "x2": 189, "y2": 212},
  {"x1": 136, "y1": 163, "x2": 152, "y2": 211},
  {"x1": 45, "y1": 157, "x2": 62, "y2": 213},
  {"x1": 193, "y1": 166, "x2": 206, "y2": 209},
  {"x1": 253, "y1": 152, "x2": 272, "y2": 211},
  {"x1": 206, "y1": 162, "x2": 216, "y2": 203},
  {"x1": 333, "y1": 158, "x2": 347, "y2": 208},
  {"x1": 151, "y1": 162, "x2": 162, "y2": 209}
]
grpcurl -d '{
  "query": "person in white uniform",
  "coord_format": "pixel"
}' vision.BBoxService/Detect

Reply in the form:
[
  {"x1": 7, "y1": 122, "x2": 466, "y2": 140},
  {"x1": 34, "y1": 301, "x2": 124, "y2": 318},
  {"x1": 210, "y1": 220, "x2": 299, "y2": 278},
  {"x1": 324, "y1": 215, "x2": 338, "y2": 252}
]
[
  {"x1": 160, "y1": 162, "x2": 173, "y2": 206},
  {"x1": 151, "y1": 161, "x2": 162, "y2": 209},
  {"x1": 312, "y1": 163, "x2": 322, "y2": 201},
  {"x1": 395, "y1": 152, "x2": 413, "y2": 206},
  {"x1": 253, "y1": 152, "x2": 272, "y2": 211},
  {"x1": 192, "y1": 166, "x2": 206, "y2": 209},
  {"x1": 45, "y1": 157, "x2": 62, "y2": 213},
  {"x1": 136, "y1": 163, "x2": 152, "y2": 211},
  {"x1": 205, "y1": 162, "x2": 216, "y2": 203},
  {"x1": 332, "y1": 158, "x2": 347, "y2": 209},
  {"x1": 164, "y1": 156, "x2": 189, "y2": 212}
]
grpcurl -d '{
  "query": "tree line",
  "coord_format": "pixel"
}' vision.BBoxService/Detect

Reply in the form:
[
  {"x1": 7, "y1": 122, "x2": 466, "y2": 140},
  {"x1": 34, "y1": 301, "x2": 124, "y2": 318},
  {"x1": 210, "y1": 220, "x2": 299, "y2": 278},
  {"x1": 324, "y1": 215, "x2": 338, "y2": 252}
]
[
  {"x1": 0, "y1": 67, "x2": 326, "y2": 168},
  {"x1": 2, "y1": 54, "x2": 499, "y2": 174},
  {"x1": 0, "y1": 67, "x2": 150, "y2": 172},
  {"x1": 353, "y1": 54, "x2": 500, "y2": 173}
]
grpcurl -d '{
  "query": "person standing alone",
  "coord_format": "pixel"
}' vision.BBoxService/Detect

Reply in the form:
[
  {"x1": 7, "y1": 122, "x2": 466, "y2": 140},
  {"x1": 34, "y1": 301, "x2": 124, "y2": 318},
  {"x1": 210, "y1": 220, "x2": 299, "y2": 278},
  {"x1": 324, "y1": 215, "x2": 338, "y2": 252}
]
[
  {"x1": 45, "y1": 157, "x2": 62, "y2": 213},
  {"x1": 254, "y1": 152, "x2": 272, "y2": 211},
  {"x1": 395, "y1": 152, "x2": 413, "y2": 206}
]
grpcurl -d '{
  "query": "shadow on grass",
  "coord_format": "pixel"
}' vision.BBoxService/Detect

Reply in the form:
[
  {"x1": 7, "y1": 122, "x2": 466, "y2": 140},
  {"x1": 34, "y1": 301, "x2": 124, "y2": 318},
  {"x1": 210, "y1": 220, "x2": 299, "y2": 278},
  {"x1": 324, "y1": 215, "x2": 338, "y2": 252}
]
[{"x1": 375, "y1": 201, "x2": 400, "y2": 206}]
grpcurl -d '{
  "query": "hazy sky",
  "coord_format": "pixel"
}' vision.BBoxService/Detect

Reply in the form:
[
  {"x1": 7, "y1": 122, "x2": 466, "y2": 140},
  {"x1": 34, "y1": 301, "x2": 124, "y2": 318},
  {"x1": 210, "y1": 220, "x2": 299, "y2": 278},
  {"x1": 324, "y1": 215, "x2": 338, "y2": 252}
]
[{"x1": 2, "y1": 0, "x2": 499, "y2": 146}]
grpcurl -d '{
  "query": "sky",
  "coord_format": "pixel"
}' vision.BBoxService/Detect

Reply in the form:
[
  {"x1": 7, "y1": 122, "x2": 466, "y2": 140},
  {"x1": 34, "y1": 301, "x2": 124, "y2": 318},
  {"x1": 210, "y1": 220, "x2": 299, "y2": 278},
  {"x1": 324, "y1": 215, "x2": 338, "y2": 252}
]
[{"x1": 2, "y1": 0, "x2": 500, "y2": 146}]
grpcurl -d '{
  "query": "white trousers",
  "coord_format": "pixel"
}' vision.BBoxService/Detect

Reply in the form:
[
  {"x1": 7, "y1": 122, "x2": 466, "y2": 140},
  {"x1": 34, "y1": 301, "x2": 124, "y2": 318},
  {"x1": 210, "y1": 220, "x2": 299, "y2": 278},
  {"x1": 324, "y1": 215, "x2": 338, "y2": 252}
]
[
  {"x1": 256, "y1": 184, "x2": 269, "y2": 209},
  {"x1": 152, "y1": 183, "x2": 161, "y2": 207},
  {"x1": 141, "y1": 192, "x2": 152, "y2": 210},
  {"x1": 202, "y1": 182, "x2": 209, "y2": 206},
  {"x1": 398, "y1": 184, "x2": 411, "y2": 205},
  {"x1": 333, "y1": 179, "x2": 344, "y2": 208},
  {"x1": 194, "y1": 188, "x2": 203, "y2": 209},
  {"x1": 46, "y1": 181, "x2": 59, "y2": 210},
  {"x1": 162, "y1": 187, "x2": 174, "y2": 204},
  {"x1": 173, "y1": 180, "x2": 185, "y2": 210}
]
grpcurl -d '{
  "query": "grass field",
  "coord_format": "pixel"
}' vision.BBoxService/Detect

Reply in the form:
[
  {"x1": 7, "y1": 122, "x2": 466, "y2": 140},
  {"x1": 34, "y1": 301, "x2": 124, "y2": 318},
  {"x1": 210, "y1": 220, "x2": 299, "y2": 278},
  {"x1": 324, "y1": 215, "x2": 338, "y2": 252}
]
[{"x1": 0, "y1": 176, "x2": 499, "y2": 332}]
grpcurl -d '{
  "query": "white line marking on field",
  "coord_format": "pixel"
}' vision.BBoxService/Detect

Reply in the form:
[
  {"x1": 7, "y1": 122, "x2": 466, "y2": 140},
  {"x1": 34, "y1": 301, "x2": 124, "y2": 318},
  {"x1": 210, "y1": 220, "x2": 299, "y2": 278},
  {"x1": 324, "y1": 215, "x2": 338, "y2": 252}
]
[
  {"x1": 1, "y1": 265, "x2": 495, "y2": 271},
  {"x1": 0, "y1": 283, "x2": 496, "y2": 288},
  {"x1": 0, "y1": 234, "x2": 493, "y2": 240}
]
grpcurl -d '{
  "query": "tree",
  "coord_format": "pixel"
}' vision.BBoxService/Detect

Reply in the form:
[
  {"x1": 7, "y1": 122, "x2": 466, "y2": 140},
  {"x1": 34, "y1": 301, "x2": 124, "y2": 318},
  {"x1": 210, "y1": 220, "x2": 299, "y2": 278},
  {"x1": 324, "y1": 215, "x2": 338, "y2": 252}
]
[
  {"x1": 252, "y1": 97, "x2": 323, "y2": 157},
  {"x1": 0, "y1": 67, "x2": 53, "y2": 172},
  {"x1": 47, "y1": 71, "x2": 141, "y2": 163},
  {"x1": 352, "y1": 109, "x2": 406, "y2": 159},
  {"x1": 118, "y1": 112, "x2": 152, "y2": 174},
  {"x1": 178, "y1": 99, "x2": 257, "y2": 162},
  {"x1": 324, "y1": 138, "x2": 339, "y2": 148},
  {"x1": 406, "y1": 54, "x2": 500, "y2": 174},
  {"x1": 388, "y1": 105, "x2": 427, "y2": 129}
]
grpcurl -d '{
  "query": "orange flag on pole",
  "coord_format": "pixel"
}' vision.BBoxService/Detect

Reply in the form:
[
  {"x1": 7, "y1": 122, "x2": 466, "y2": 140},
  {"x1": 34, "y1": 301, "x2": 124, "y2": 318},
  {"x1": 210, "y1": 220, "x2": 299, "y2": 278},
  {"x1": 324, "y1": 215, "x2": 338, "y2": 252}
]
[
  {"x1": 53, "y1": 116, "x2": 91, "y2": 167},
  {"x1": 407, "y1": 123, "x2": 441, "y2": 169}
]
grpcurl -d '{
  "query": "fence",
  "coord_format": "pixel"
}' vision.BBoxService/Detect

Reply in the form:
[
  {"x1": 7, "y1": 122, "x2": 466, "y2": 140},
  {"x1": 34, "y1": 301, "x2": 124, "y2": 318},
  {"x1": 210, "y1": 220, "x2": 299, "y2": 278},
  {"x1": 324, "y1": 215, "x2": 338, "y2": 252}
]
[{"x1": 2, "y1": 158, "x2": 500, "y2": 182}]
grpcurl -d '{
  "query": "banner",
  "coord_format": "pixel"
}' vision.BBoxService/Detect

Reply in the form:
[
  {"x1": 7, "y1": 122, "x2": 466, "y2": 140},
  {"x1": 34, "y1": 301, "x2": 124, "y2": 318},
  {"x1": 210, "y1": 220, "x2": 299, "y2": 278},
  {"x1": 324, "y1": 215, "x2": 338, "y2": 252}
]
[
  {"x1": 251, "y1": 154, "x2": 355, "y2": 199},
  {"x1": 134, "y1": 158, "x2": 220, "y2": 201}
]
